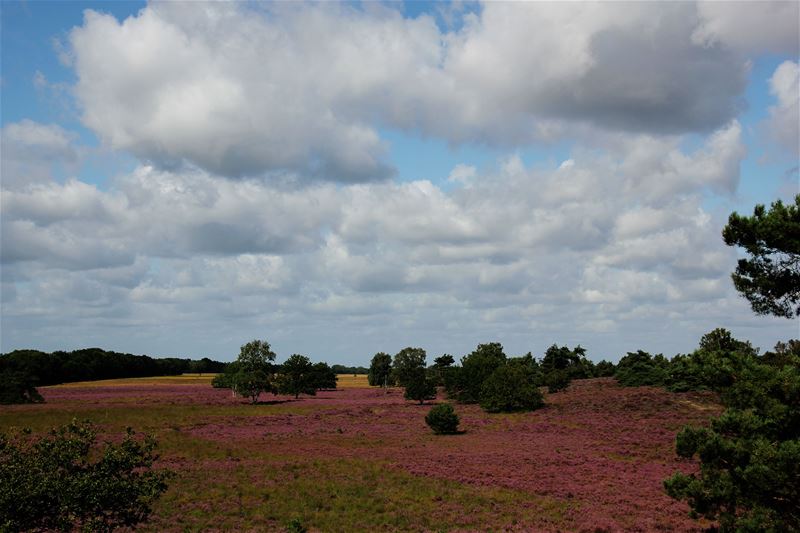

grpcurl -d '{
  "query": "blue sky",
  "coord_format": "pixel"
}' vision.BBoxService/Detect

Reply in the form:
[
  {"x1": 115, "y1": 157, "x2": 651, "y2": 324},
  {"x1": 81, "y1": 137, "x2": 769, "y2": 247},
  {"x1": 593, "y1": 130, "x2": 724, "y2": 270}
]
[{"x1": 1, "y1": 1, "x2": 798, "y2": 364}]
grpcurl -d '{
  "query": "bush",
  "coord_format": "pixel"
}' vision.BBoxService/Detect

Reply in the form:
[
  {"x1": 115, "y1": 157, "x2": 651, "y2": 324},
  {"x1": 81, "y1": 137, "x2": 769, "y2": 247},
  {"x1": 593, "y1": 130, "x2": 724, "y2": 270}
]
[
  {"x1": 543, "y1": 369, "x2": 570, "y2": 393},
  {"x1": 425, "y1": 403, "x2": 460, "y2": 434},
  {"x1": 614, "y1": 350, "x2": 668, "y2": 387},
  {"x1": 479, "y1": 365, "x2": 544, "y2": 413},
  {"x1": 0, "y1": 419, "x2": 172, "y2": 532},
  {"x1": 0, "y1": 370, "x2": 43, "y2": 404}
]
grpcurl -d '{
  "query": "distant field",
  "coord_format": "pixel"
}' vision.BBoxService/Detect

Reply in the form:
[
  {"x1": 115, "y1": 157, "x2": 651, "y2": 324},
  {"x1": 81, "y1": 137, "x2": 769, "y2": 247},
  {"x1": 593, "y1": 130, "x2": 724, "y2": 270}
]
[
  {"x1": 2, "y1": 378, "x2": 719, "y2": 531},
  {"x1": 49, "y1": 373, "x2": 218, "y2": 388},
  {"x1": 49, "y1": 373, "x2": 369, "y2": 389},
  {"x1": 334, "y1": 373, "x2": 370, "y2": 388}
]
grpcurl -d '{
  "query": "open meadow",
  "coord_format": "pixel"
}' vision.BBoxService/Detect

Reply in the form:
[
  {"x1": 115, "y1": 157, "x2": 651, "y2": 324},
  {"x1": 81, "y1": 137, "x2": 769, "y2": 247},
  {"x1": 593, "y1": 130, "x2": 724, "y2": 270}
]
[{"x1": 0, "y1": 375, "x2": 722, "y2": 532}]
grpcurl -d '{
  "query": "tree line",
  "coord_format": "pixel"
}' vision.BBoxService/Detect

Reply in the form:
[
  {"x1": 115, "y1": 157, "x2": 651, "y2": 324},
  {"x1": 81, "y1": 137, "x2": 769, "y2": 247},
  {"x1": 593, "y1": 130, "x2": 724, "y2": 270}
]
[
  {"x1": 367, "y1": 342, "x2": 613, "y2": 411},
  {"x1": 0, "y1": 348, "x2": 228, "y2": 404}
]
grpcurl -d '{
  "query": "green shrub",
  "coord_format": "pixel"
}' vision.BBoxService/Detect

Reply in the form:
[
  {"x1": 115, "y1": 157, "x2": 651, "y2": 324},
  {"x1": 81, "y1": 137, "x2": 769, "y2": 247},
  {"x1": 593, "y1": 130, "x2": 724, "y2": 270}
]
[
  {"x1": 425, "y1": 403, "x2": 460, "y2": 434},
  {"x1": 0, "y1": 370, "x2": 43, "y2": 404},
  {"x1": 543, "y1": 369, "x2": 570, "y2": 393},
  {"x1": 479, "y1": 365, "x2": 544, "y2": 413},
  {"x1": 0, "y1": 419, "x2": 172, "y2": 532}
]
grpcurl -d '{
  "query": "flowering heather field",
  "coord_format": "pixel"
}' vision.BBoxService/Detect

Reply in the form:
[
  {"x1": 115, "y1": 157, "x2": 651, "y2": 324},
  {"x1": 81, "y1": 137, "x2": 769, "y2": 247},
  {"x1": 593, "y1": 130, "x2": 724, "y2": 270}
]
[{"x1": 1, "y1": 377, "x2": 720, "y2": 532}]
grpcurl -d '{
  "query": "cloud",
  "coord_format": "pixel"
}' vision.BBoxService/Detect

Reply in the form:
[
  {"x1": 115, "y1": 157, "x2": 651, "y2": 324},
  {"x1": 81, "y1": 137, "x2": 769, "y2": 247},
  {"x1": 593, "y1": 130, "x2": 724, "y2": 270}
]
[
  {"x1": 67, "y1": 2, "x2": 750, "y2": 180},
  {"x1": 766, "y1": 60, "x2": 800, "y2": 157},
  {"x1": 1, "y1": 120, "x2": 78, "y2": 189},
  {"x1": 694, "y1": 1, "x2": 800, "y2": 55}
]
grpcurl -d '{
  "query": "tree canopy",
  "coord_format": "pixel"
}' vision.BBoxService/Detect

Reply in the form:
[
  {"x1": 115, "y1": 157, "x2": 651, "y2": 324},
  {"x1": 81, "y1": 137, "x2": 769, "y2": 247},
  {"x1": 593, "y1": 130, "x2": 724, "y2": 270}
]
[
  {"x1": 722, "y1": 195, "x2": 800, "y2": 318},
  {"x1": 368, "y1": 352, "x2": 392, "y2": 387},
  {"x1": 277, "y1": 354, "x2": 317, "y2": 399},
  {"x1": 0, "y1": 420, "x2": 171, "y2": 532}
]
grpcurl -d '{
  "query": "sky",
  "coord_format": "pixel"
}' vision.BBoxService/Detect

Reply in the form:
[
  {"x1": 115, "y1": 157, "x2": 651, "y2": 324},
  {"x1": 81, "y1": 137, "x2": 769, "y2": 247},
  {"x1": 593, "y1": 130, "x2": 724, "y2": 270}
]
[{"x1": 1, "y1": 1, "x2": 798, "y2": 365}]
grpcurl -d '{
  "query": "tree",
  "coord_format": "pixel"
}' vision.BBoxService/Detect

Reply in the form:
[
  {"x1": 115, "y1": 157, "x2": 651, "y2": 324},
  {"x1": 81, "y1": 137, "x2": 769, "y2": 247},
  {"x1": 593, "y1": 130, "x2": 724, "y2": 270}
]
[
  {"x1": 540, "y1": 344, "x2": 591, "y2": 379},
  {"x1": 425, "y1": 403, "x2": 460, "y2": 434},
  {"x1": 232, "y1": 369, "x2": 271, "y2": 403},
  {"x1": 0, "y1": 370, "x2": 43, "y2": 404},
  {"x1": 277, "y1": 354, "x2": 317, "y2": 399},
  {"x1": 230, "y1": 340, "x2": 277, "y2": 402},
  {"x1": 479, "y1": 364, "x2": 544, "y2": 413},
  {"x1": 446, "y1": 343, "x2": 507, "y2": 404},
  {"x1": 614, "y1": 350, "x2": 668, "y2": 387},
  {"x1": 722, "y1": 195, "x2": 800, "y2": 318},
  {"x1": 664, "y1": 333, "x2": 800, "y2": 531},
  {"x1": 403, "y1": 367, "x2": 437, "y2": 404},
  {"x1": 391, "y1": 348, "x2": 435, "y2": 404},
  {"x1": 367, "y1": 352, "x2": 392, "y2": 387},
  {"x1": 392, "y1": 347, "x2": 427, "y2": 387},
  {"x1": 430, "y1": 354, "x2": 455, "y2": 386},
  {"x1": 237, "y1": 339, "x2": 276, "y2": 372},
  {"x1": 0, "y1": 419, "x2": 172, "y2": 531},
  {"x1": 310, "y1": 362, "x2": 337, "y2": 390}
]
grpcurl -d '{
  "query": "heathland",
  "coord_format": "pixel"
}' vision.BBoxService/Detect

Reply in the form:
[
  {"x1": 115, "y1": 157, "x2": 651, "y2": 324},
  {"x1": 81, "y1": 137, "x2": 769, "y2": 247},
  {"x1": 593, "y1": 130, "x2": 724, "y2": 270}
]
[{"x1": 3, "y1": 374, "x2": 721, "y2": 531}]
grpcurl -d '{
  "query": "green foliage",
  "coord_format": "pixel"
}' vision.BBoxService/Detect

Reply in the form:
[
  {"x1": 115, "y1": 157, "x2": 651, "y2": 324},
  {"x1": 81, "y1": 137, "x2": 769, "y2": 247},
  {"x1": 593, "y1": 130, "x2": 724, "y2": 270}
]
[
  {"x1": 392, "y1": 347, "x2": 427, "y2": 387},
  {"x1": 594, "y1": 360, "x2": 616, "y2": 377},
  {"x1": 310, "y1": 362, "x2": 337, "y2": 390},
  {"x1": 0, "y1": 370, "x2": 43, "y2": 404},
  {"x1": 722, "y1": 194, "x2": 800, "y2": 318},
  {"x1": 446, "y1": 343, "x2": 507, "y2": 404},
  {"x1": 233, "y1": 370, "x2": 272, "y2": 404},
  {"x1": 285, "y1": 516, "x2": 308, "y2": 533},
  {"x1": 237, "y1": 339, "x2": 277, "y2": 373},
  {"x1": 664, "y1": 331, "x2": 800, "y2": 531},
  {"x1": 403, "y1": 368, "x2": 437, "y2": 404},
  {"x1": 389, "y1": 348, "x2": 434, "y2": 403},
  {"x1": 211, "y1": 361, "x2": 241, "y2": 389},
  {"x1": 479, "y1": 364, "x2": 544, "y2": 413},
  {"x1": 430, "y1": 354, "x2": 455, "y2": 386},
  {"x1": 614, "y1": 350, "x2": 668, "y2": 387},
  {"x1": 537, "y1": 344, "x2": 592, "y2": 393},
  {"x1": 425, "y1": 403, "x2": 460, "y2": 434},
  {"x1": 0, "y1": 419, "x2": 171, "y2": 532},
  {"x1": 0, "y1": 348, "x2": 227, "y2": 386},
  {"x1": 367, "y1": 352, "x2": 392, "y2": 387},
  {"x1": 277, "y1": 354, "x2": 317, "y2": 399},
  {"x1": 543, "y1": 369, "x2": 570, "y2": 393}
]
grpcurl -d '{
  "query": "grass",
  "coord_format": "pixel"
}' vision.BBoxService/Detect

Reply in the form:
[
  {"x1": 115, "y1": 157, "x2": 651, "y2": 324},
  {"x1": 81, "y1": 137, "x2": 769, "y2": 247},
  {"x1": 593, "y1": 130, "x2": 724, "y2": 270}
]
[
  {"x1": 1, "y1": 377, "x2": 720, "y2": 531},
  {"x1": 334, "y1": 374, "x2": 371, "y2": 388}
]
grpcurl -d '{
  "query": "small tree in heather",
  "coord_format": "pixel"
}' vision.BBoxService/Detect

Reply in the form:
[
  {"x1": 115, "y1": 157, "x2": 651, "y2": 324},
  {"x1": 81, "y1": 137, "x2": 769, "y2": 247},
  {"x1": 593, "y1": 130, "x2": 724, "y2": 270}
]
[
  {"x1": 233, "y1": 369, "x2": 271, "y2": 403},
  {"x1": 0, "y1": 419, "x2": 172, "y2": 531},
  {"x1": 368, "y1": 352, "x2": 392, "y2": 387},
  {"x1": 277, "y1": 354, "x2": 317, "y2": 399},
  {"x1": 425, "y1": 403, "x2": 460, "y2": 434},
  {"x1": 229, "y1": 339, "x2": 278, "y2": 401},
  {"x1": 480, "y1": 364, "x2": 544, "y2": 413},
  {"x1": 392, "y1": 347, "x2": 427, "y2": 387},
  {"x1": 392, "y1": 348, "x2": 436, "y2": 404},
  {"x1": 404, "y1": 367, "x2": 437, "y2": 404}
]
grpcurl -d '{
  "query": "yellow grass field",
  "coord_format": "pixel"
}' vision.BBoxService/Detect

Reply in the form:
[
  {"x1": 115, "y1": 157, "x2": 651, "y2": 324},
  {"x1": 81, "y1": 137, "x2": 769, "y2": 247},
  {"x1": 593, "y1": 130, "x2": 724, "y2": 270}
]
[
  {"x1": 47, "y1": 373, "x2": 373, "y2": 389},
  {"x1": 334, "y1": 374, "x2": 371, "y2": 388}
]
